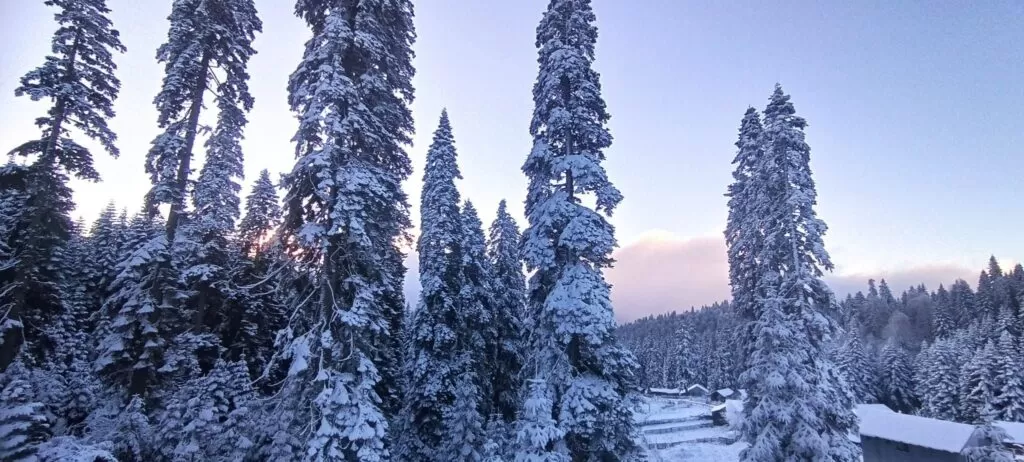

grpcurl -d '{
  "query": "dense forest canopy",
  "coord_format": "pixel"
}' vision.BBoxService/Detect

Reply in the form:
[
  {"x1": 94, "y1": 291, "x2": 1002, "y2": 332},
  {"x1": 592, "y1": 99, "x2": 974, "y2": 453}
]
[{"x1": 1, "y1": 1, "x2": 1020, "y2": 461}]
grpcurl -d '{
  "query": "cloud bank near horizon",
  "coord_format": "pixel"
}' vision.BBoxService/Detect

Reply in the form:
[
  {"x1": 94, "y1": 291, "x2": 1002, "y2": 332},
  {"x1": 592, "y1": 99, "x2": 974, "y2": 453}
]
[
  {"x1": 402, "y1": 230, "x2": 982, "y2": 323},
  {"x1": 607, "y1": 232, "x2": 981, "y2": 322}
]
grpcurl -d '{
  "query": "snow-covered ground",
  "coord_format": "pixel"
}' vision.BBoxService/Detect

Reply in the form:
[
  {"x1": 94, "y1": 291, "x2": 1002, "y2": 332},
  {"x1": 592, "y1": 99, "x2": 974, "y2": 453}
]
[
  {"x1": 657, "y1": 442, "x2": 746, "y2": 461},
  {"x1": 635, "y1": 396, "x2": 747, "y2": 461}
]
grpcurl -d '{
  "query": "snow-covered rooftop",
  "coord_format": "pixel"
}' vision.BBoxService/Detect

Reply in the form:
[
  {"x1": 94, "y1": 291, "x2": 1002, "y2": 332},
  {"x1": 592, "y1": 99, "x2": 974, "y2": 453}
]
[
  {"x1": 715, "y1": 388, "x2": 734, "y2": 397},
  {"x1": 996, "y1": 421, "x2": 1024, "y2": 445},
  {"x1": 648, "y1": 387, "x2": 681, "y2": 395},
  {"x1": 686, "y1": 384, "x2": 708, "y2": 393},
  {"x1": 859, "y1": 408, "x2": 978, "y2": 454},
  {"x1": 854, "y1": 403, "x2": 894, "y2": 415}
]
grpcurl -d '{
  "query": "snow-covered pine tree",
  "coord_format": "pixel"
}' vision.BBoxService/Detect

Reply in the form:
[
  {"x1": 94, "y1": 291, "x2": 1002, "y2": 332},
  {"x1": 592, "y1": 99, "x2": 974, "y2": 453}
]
[
  {"x1": 2, "y1": 0, "x2": 125, "y2": 372},
  {"x1": 519, "y1": 0, "x2": 640, "y2": 459},
  {"x1": 879, "y1": 338, "x2": 916, "y2": 413},
  {"x1": 94, "y1": 231, "x2": 170, "y2": 396},
  {"x1": 964, "y1": 423, "x2": 1014, "y2": 462},
  {"x1": 878, "y1": 279, "x2": 896, "y2": 305},
  {"x1": 835, "y1": 323, "x2": 875, "y2": 403},
  {"x1": 0, "y1": 361, "x2": 50, "y2": 461},
  {"x1": 960, "y1": 340, "x2": 999, "y2": 423},
  {"x1": 989, "y1": 330, "x2": 1024, "y2": 421},
  {"x1": 441, "y1": 366, "x2": 487, "y2": 462},
  {"x1": 100, "y1": 396, "x2": 154, "y2": 461},
  {"x1": 145, "y1": 0, "x2": 261, "y2": 244},
  {"x1": 932, "y1": 284, "x2": 958, "y2": 339},
  {"x1": 35, "y1": 437, "x2": 118, "y2": 462},
  {"x1": 916, "y1": 337, "x2": 962, "y2": 420},
  {"x1": 949, "y1": 279, "x2": 975, "y2": 329},
  {"x1": 224, "y1": 169, "x2": 282, "y2": 377},
  {"x1": 98, "y1": 0, "x2": 261, "y2": 398},
  {"x1": 50, "y1": 218, "x2": 92, "y2": 357},
  {"x1": 270, "y1": 0, "x2": 416, "y2": 458},
  {"x1": 377, "y1": 237, "x2": 411, "y2": 420},
  {"x1": 486, "y1": 199, "x2": 527, "y2": 422},
  {"x1": 84, "y1": 202, "x2": 125, "y2": 316},
  {"x1": 155, "y1": 359, "x2": 254, "y2": 461},
  {"x1": 977, "y1": 270, "x2": 997, "y2": 318},
  {"x1": 93, "y1": 208, "x2": 162, "y2": 395},
  {"x1": 179, "y1": 0, "x2": 261, "y2": 351},
  {"x1": 725, "y1": 107, "x2": 764, "y2": 317},
  {"x1": 483, "y1": 413, "x2": 513, "y2": 462},
  {"x1": 120, "y1": 210, "x2": 163, "y2": 257},
  {"x1": 725, "y1": 107, "x2": 764, "y2": 387},
  {"x1": 399, "y1": 111, "x2": 475, "y2": 461},
  {"x1": 459, "y1": 200, "x2": 495, "y2": 402},
  {"x1": 0, "y1": 164, "x2": 75, "y2": 367},
  {"x1": 40, "y1": 222, "x2": 105, "y2": 437},
  {"x1": 737, "y1": 85, "x2": 859, "y2": 461},
  {"x1": 513, "y1": 379, "x2": 569, "y2": 462},
  {"x1": 237, "y1": 169, "x2": 279, "y2": 257}
]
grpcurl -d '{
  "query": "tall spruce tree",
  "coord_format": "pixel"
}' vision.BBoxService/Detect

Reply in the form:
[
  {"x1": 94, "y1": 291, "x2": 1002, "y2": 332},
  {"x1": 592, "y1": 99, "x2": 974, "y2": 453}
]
[
  {"x1": 879, "y1": 338, "x2": 916, "y2": 413},
  {"x1": 145, "y1": 0, "x2": 261, "y2": 244},
  {"x1": 1, "y1": 0, "x2": 125, "y2": 371},
  {"x1": 441, "y1": 366, "x2": 486, "y2": 462},
  {"x1": 949, "y1": 279, "x2": 975, "y2": 329},
  {"x1": 989, "y1": 331, "x2": 1024, "y2": 421},
  {"x1": 399, "y1": 111, "x2": 474, "y2": 461},
  {"x1": 513, "y1": 379, "x2": 569, "y2": 462},
  {"x1": 520, "y1": 1, "x2": 640, "y2": 459},
  {"x1": 225, "y1": 169, "x2": 282, "y2": 376},
  {"x1": 93, "y1": 220, "x2": 170, "y2": 396},
  {"x1": 377, "y1": 239, "x2": 410, "y2": 420},
  {"x1": 458, "y1": 199, "x2": 495, "y2": 410},
  {"x1": 98, "y1": 0, "x2": 262, "y2": 397},
  {"x1": 737, "y1": 85, "x2": 858, "y2": 461},
  {"x1": 933, "y1": 284, "x2": 957, "y2": 338},
  {"x1": 0, "y1": 362, "x2": 50, "y2": 461},
  {"x1": 725, "y1": 107, "x2": 764, "y2": 319},
  {"x1": 917, "y1": 337, "x2": 962, "y2": 420},
  {"x1": 84, "y1": 202, "x2": 124, "y2": 315},
  {"x1": 836, "y1": 325, "x2": 875, "y2": 403},
  {"x1": 486, "y1": 199, "x2": 527, "y2": 422},
  {"x1": 270, "y1": 0, "x2": 416, "y2": 458},
  {"x1": 977, "y1": 271, "x2": 996, "y2": 318},
  {"x1": 725, "y1": 107, "x2": 764, "y2": 388},
  {"x1": 181, "y1": 1, "x2": 260, "y2": 346},
  {"x1": 237, "y1": 169, "x2": 279, "y2": 257},
  {"x1": 960, "y1": 340, "x2": 999, "y2": 423}
]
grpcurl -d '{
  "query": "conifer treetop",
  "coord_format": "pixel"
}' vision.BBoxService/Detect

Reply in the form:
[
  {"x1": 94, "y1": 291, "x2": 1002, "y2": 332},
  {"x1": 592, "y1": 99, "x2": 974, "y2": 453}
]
[{"x1": 13, "y1": 0, "x2": 126, "y2": 178}]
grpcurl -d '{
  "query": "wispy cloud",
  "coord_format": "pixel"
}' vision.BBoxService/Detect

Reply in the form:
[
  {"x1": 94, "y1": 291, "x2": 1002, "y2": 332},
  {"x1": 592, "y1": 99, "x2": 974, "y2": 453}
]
[
  {"x1": 402, "y1": 230, "x2": 982, "y2": 323},
  {"x1": 825, "y1": 263, "x2": 978, "y2": 299},
  {"x1": 606, "y1": 231, "x2": 981, "y2": 322},
  {"x1": 607, "y1": 231, "x2": 730, "y2": 322}
]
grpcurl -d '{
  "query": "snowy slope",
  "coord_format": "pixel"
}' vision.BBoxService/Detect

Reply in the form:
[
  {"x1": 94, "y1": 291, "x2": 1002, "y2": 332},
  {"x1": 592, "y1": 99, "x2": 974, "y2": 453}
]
[{"x1": 636, "y1": 396, "x2": 746, "y2": 461}]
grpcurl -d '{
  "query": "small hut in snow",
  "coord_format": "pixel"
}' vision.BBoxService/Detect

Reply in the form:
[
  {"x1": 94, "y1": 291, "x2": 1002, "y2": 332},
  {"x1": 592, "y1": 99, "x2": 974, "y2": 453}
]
[
  {"x1": 646, "y1": 387, "x2": 682, "y2": 398},
  {"x1": 710, "y1": 387, "x2": 735, "y2": 403},
  {"x1": 858, "y1": 407, "x2": 981, "y2": 462},
  {"x1": 683, "y1": 384, "x2": 708, "y2": 398}
]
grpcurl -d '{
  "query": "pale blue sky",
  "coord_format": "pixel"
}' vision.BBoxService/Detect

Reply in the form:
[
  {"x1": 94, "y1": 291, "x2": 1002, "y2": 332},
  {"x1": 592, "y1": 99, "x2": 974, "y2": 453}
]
[{"x1": 1, "y1": 1, "x2": 1022, "y2": 318}]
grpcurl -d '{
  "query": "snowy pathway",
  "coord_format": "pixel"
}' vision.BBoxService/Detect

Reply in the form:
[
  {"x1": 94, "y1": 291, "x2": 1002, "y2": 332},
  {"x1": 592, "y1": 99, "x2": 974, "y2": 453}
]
[{"x1": 635, "y1": 396, "x2": 746, "y2": 461}]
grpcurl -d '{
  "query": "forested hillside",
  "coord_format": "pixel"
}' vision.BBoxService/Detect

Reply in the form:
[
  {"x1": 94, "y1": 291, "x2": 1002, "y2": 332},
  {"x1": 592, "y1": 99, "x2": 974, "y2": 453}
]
[
  {"x1": 2, "y1": 0, "x2": 1020, "y2": 461},
  {"x1": 618, "y1": 258, "x2": 1024, "y2": 424}
]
